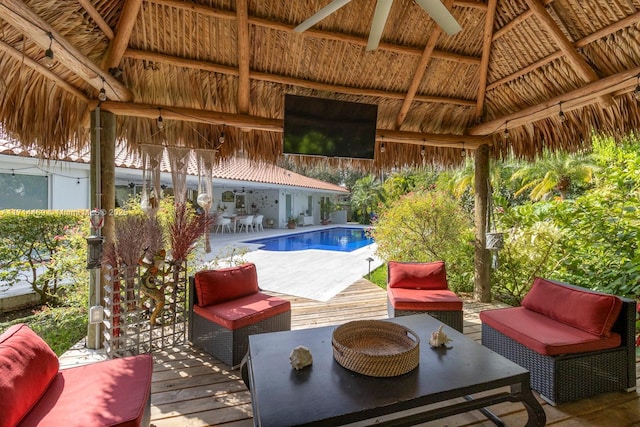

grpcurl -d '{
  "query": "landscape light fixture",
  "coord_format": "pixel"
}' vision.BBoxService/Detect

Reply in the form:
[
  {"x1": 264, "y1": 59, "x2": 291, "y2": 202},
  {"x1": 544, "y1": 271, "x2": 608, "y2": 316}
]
[
  {"x1": 43, "y1": 32, "x2": 54, "y2": 68},
  {"x1": 634, "y1": 73, "x2": 640, "y2": 101},
  {"x1": 156, "y1": 109, "x2": 165, "y2": 130},
  {"x1": 98, "y1": 79, "x2": 107, "y2": 102},
  {"x1": 558, "y1": 102, "x2": 567, "y2": 123}
]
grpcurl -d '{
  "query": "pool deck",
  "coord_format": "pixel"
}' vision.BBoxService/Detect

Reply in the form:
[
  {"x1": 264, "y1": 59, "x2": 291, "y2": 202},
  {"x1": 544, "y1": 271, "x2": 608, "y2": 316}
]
[{"x1": 197, "y1": 223, "x2": 383, "y2": 301}]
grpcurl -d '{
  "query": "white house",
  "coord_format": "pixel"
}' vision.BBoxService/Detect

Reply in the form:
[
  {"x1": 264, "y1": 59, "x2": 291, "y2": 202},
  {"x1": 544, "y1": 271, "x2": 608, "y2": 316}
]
[{"x1": 0, "y1": 140, "x2": 349, "y2": 228}]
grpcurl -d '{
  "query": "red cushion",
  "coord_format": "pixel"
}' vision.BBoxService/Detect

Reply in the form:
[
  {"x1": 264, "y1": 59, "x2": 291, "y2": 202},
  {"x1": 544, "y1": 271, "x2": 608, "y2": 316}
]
[
  {"x1": 18, "y1": 354, "x2": 153, "y2": 427},
  {"x1": 480, "y1": 307, "x2": 621, "y2": 356},
  {"x1": 387, "y1": 287, "x2": 462, "y2": 311},
  {"x1": 521, "y1": 277, "x2": 623, "y2": 337},
  {"x1": 387, "y1": 261, "x2": 448, "y2": 290},
  {"x1": 0, "y1": 323, "x2": 60, "y2": 427},
  {"x1": 195, "y1": 263, "x2": 259, "y2": 307},
  {"x1": 193, "y1": 292, "x2": 291, "y2": 330}
]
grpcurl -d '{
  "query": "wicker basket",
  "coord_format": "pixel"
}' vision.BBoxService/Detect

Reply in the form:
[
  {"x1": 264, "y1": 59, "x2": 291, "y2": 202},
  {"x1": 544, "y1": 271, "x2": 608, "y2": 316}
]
[{"x1": 332, "y1": 320, "x2": 420, "y2": 377}]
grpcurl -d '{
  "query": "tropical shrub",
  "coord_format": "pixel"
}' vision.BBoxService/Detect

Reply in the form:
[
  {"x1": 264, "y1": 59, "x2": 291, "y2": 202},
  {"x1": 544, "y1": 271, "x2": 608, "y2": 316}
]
[
  {"x1": 0, "y1": 210, "x2": 87, "y2": 304},
  {"x1": 372, "y1": 190, "x2": 474, "y2": 293}
]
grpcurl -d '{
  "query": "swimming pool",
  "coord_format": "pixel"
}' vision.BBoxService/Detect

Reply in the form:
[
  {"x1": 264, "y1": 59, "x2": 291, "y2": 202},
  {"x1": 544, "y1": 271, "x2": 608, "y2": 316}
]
[{"x1": 245, "y1": 227, "x2": 374, "y2": 252}]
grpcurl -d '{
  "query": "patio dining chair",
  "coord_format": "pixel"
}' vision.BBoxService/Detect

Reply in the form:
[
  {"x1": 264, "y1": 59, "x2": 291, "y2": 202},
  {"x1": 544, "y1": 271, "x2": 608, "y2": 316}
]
[
  {"x1": 215, "y1": 213, "x2": 232, "y2": 234},
  {"x1": 252, "y1": 214, "x2": 264, "y2": 232},
  {"x1": 238, "y1": 215, "x2": 254, "y2": 232}
]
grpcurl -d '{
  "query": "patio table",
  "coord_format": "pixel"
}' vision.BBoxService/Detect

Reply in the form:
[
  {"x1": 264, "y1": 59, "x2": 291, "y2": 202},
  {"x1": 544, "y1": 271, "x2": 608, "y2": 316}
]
[{"x1": 246, "y1": 313, "x2": 546, "y2": 426}]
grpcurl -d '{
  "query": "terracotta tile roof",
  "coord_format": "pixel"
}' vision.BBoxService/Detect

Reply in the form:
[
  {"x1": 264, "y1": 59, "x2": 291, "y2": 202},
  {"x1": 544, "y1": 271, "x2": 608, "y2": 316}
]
[{"x1": 0, "y1": 140, "x2": 348, "y2": 194}]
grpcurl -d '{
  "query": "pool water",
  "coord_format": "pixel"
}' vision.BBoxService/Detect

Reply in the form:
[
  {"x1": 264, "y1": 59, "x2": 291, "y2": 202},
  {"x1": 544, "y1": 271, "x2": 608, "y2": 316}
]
[{"x1": 245, "y1": 227, "x2": 374, "y2": 252}]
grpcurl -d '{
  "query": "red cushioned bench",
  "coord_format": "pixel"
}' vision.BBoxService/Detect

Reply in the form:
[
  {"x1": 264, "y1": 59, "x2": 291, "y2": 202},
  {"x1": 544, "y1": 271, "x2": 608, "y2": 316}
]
[
  {"x1": 188, "y1": 262, "x2": 291, "y2": 368},
  {"x1": 0, "y1": 323, "x2": 152, "y2": 427},
  {"x1": 480, "y1": 277, "x2": 636, "y2": 405},
  {"x1": 386, "y1": 261, "x2": 463, "y2": 332}
]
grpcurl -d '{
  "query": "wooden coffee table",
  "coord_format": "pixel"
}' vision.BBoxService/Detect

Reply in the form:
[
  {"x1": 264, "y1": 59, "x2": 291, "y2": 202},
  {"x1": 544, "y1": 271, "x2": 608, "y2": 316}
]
[{"x1": 246, "y1": 313, "x2": 546, "y2": 426}]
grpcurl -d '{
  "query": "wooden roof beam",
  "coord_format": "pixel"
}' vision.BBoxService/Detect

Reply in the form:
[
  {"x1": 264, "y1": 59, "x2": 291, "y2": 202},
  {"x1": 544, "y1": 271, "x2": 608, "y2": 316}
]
[
  {"x1": 524, "y1": 0, "x2": 614, "y2": 108},
  {"x1": 76, "y1": 0, "x2": 114, "y2": 40},
  {"x1": 236, "y1": 0, "x2": 250, "y2": 115},
  {"x1": 101, "y1": 0, "x2": 142, "y2": 70},
  {"x1": 475, "y1": 0, "x2": 498, "y2": 120},
  {"x1": 98, "y1": 101, "x2": 486, "y2": 149},
  {"x1": 123, "y1": 48, "x2": 476, "y2": 107},
  {"x1": 467, "y1": 65, "x2": 640, "y2": 136},
  {"x1": 0, "y1": 0, "x2": 132, "y2": 101},
  {"x1": 395, "y1": 0, "x2": 453, "y2": 129},
  {"x1": 150, "y1": 0, "x2": 480, "y2": 66},
  {"x1": 0, "y1": 39, "x2": 89, "y2": 102}
]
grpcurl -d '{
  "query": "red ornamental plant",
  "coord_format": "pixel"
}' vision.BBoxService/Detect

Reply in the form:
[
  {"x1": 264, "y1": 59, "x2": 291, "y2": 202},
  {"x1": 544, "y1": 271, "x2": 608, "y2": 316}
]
[{"x1": 168, "y1": 202, "x2": 211, "y2": 264}]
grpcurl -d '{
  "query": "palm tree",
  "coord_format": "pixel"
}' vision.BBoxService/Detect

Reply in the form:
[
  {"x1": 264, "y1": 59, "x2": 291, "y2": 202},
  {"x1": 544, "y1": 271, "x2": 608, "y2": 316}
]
[
  {"x1": 510, "y1": 150, "x2": 598, "y2": 201},
  {"x1": 351, "y1": 175, "x2": 385, "y2": 224}
]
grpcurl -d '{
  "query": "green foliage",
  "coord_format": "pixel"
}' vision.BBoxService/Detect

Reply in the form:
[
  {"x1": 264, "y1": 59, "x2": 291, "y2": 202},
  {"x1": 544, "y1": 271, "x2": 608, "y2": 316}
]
[
  {"x1": 0, "y1": 210, "x2": 87, "y2": 304},
  {"x1": 367, "y1": 264, "x2": 387, "y2": 289},
  {"x1": 491, "y1": 218, "x2": 567, "y2": 306},
  {"x1": 372, "y1": 190, "x2": 474, "y2": 292},
  {"x1": 350, "y1": 175, "x2": 385, "y2": 223}
]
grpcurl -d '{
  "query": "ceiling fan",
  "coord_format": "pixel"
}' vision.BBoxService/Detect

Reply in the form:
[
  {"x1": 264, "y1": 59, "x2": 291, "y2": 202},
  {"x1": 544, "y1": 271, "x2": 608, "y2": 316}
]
[{"x1": 293, "y1": 0, "x2": 462, "y2": 51}]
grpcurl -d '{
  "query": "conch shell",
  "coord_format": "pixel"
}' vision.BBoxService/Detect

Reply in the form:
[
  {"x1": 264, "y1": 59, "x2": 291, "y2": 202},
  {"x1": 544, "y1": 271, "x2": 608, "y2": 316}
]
[
  {"x1": 429, "y1": 325, "x2": 452, "y2": 348},
  {"x1": 289, "y1": 345, "x2": 313, "y2": 370}
]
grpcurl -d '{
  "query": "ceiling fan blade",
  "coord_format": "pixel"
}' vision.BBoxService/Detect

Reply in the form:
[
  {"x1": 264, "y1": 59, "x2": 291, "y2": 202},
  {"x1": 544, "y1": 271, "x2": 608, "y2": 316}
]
[
  {"x1": 294, "y1": 0, "x2": 354, "y2": 33},
  {"x1": 367, "y1": 0, "x2": 394, "y2": 51},
  {"x1": 414, "y1": 0, "x2": 462, "y2": 36}
]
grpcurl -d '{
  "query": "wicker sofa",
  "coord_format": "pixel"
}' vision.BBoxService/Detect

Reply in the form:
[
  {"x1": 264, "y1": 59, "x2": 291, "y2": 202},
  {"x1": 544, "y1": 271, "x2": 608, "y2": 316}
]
[
  {"x1": 481, "y1": 277, "x2": 636, "y2": 405},
  {"x1": 188, "y1": 262, "x2": 291, "y2": 368},
  {"x1": 386, "y1": 261, "x2": 463, "y2": 332},
  {"x1": 0, "y1": 323, "x2": 152, "y2": 427}
]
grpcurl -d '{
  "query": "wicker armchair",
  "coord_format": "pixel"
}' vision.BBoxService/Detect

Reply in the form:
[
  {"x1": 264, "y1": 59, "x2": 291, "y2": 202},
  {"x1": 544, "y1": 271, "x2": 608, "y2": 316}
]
[
  {"x1": 386, "y1": 261, "x2": 463, "y2": 332},
  {"x1": 188, "y1": 263, "x2": 291, "y2": 368},
  {"x1": 481, "y1": 278, "x2": 636, "y2": 405}
]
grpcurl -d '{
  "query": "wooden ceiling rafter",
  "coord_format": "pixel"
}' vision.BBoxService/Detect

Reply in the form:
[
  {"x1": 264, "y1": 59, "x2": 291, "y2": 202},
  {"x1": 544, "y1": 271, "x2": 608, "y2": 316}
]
[
  {"x1": 475, "y1": 0, "x2": 498, "y2": 120},
  {"x1": 123, "y1": 48, "x2": 476, "y2": 107},
  {"x1": 468, "y1": 65, "x2": 640, "y2": 136},
  {"x1": 523, "y1": 0, "x2": 614, "y2": 107},
  {"x1": 0, "y1": 39, "x2": 89, "y2": 102},
  {"x1": 76, "y1": 0, "x2": 114, "y2": 40},
  {"x1": 149, "y1": 0, "x2": 481, "y2": 66},
  {"x1": 236, "y1": 0, "x2": 250, "y2": 116},
  {"x1": 101, "y1": 0, "x2": 142, "y2": 70},
  {"x1": 97, "y1": 100, "x2": 486, "y2": 148},
  {"x1": 394, "y1": 0, "x2": 453, "y2": 129},
  {"x1": 0, "y1": 0, "x2": 132, "y2": 101}
]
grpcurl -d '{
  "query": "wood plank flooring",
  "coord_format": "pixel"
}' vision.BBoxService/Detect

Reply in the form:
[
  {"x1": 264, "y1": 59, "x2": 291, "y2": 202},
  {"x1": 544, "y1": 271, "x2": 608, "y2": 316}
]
[{"x1": 148, "y1": 280, "x2": 640, "y2": 426}]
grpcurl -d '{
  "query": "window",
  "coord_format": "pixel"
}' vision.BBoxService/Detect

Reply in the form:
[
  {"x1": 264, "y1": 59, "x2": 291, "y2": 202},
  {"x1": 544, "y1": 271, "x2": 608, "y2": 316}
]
[{"x1": 0, "y1": 173, "x2": 48, "y2": 209}]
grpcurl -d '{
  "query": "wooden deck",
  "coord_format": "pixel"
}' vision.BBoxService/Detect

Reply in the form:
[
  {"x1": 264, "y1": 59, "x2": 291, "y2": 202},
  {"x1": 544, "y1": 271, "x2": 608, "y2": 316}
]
[{"x1": 148, "y1": 280, "x2": 640, "y2": 426}]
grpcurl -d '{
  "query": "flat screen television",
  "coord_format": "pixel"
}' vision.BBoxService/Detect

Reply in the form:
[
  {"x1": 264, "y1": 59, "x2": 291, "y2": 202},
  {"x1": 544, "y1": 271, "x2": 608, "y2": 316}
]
[{"x1": 283, "y1": 94, "x2": 378, "y2": 159}]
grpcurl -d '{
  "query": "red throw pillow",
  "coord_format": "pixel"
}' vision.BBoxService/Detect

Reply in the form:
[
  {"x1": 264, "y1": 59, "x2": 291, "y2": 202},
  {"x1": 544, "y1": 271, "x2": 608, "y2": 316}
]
[
  {"x1": 521, "y1": 277, "x2": 623, "y2": 337},
  {"x1": 387, "y1": 261, "x2": 448, "y2": 290},
  {"x1": 0, "y1": 323, "x2": 60, "y2": 427},
  {"x1": 195, "y1": 263, "x2": 259, "y2": 306}
]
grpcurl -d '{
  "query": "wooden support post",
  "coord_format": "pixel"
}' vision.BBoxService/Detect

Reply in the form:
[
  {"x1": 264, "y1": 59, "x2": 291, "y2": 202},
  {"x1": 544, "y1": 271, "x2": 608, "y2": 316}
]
[
  {"x1": 88, "y1": 109, "x2": 116, "y2": 349},
  {"x1": 474, "y1": 144, "x2": 491, "y2": 302}
]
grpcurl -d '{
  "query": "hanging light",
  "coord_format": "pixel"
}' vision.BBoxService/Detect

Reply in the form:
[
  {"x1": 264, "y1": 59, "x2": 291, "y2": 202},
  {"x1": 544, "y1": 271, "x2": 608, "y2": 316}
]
[
  {"x1": 461, "y1": 142, "x2": 466, "y2": 157},
  {"x1": 634, "y1": 73, "x2": 640, "y2": 101},
  {"x1": 11, "y1": 169, "x2": 15, "y2": 177},
  {"x1": 43, "y1": 32, "x2": 54, "y2": 68},
  {"x1": 420, "y1": 146, "x2": 425, "y2": 157},
  {"x1": 219, "y1": 131, "x2": 225, "y2": 144},
  {"x1": 558, "y1": 102, "x2": 567, "y2": 123},
  {"x1": 380, "y1": 142, "x2": 385, "y2": 153},
  {"x1": 504, "y1": 122, "x2": 509, "y2": 139},
  {"x1": 76, "y1": 178, "x2": 80, "y2": 184},
  {"x1": 156, "y1": 109, "x2": 165, "y2": 130},
  {"x1": 98, "y1": 79, "x2": 107, "y2": 102}
]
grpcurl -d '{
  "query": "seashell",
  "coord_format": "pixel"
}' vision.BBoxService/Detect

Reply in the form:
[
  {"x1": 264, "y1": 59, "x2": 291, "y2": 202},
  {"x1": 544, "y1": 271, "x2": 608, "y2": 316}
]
[
  {"x1": 429, "y1": 325, "x2": 452, "y2": 348},
  {"x1": 289, "y1": 345, "x2": 313, "y2": 370}
]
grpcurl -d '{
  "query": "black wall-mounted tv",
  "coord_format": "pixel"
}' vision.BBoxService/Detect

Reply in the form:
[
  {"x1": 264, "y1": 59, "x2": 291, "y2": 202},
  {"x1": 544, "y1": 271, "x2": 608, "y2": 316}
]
[{"x1": 283, "y1": 94, "x2": 378, "y2": 159}]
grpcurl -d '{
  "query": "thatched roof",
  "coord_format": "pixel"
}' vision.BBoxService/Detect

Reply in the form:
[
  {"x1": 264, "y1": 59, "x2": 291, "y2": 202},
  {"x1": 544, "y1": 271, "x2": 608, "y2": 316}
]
[{"x1": 1, "y1": 0, "x2": 639, "y2": 171}]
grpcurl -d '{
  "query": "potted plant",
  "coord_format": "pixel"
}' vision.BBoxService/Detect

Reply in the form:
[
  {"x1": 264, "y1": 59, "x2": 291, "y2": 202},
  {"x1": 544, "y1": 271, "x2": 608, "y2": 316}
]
[
  {"x1": 287, "y1": 216, "x2": 297, "y2": 229},
  {"x1": 319, "y1": 198, "x2": 335, "y2": 225}
]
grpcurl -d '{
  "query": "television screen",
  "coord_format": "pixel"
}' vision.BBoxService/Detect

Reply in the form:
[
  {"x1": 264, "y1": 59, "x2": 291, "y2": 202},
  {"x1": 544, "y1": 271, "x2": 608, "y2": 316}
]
[{"x1": 283, "y1": 94, "x2": 378, "y2": 159}]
